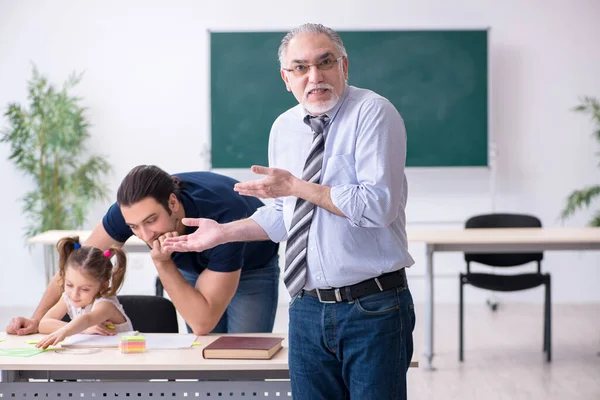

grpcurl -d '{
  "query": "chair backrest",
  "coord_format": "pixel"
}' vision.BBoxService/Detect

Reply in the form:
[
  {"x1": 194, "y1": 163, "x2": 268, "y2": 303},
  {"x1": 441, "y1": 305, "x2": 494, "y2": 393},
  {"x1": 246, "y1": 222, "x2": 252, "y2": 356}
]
[
  {"x1": 117, "y1": 295, "x2": 179, "y2": 333},
  {"x1": 464, "y1": 213, "x2": 543, "y2": 267}
]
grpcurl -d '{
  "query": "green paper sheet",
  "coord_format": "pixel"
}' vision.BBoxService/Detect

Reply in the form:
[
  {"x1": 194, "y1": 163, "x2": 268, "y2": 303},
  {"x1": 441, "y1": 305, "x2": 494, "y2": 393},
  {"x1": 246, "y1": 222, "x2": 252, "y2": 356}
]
[{"x1": 0, "y1": 347, "x2": 58, "y2": 357}]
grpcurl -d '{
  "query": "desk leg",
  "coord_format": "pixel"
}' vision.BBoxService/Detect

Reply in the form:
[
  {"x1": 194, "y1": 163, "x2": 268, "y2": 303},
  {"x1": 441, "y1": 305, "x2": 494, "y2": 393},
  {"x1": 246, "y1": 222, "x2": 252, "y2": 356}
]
[
  {"x1": 1, "y1": 370, "x2": 18, "y2": 382},
  {"x1": 424, "y1": 244, "x2": 435, "y2": 370}
]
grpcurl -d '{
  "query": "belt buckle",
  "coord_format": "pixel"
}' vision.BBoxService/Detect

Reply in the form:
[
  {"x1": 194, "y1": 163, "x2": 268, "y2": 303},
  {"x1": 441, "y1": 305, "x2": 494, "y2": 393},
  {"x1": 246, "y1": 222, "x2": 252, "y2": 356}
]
[{"x1": 316, "y1": 288, "x2": 341, "y2": 303}]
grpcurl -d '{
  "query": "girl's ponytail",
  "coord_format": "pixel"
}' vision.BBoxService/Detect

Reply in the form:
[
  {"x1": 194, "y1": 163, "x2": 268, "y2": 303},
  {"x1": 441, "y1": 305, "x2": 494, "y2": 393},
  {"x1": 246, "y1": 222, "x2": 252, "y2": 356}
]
[{"x1": 104, "y1": 246, "x2": 127, "y2": 297}]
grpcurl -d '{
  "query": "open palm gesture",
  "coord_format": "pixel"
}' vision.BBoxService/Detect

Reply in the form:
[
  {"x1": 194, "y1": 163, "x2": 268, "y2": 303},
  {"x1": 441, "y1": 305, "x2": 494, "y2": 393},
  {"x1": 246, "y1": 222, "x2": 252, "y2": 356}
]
[{"x1": 162, "y1": 218, "x2": 223, "y2": 253}]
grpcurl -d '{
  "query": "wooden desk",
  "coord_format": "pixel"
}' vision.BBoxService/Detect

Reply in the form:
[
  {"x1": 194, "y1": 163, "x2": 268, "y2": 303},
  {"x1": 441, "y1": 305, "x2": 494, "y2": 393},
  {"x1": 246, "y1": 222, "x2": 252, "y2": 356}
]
[
  {"x1": 408, "y1": 227, "x2": 600, "y2": 371},
  {"x1": 28, "y1": 230, "x2": 147, "y2": 285},
  {"x1": 0, "y1": 332, "x2": 417, "y2": 398},
  {"x1": 0, "y1": 333, "x2": 290, "y2": 398}
]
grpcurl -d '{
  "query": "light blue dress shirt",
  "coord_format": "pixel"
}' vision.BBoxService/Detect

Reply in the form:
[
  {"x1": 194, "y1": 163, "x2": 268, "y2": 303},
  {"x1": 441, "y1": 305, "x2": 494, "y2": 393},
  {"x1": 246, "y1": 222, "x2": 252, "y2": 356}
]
[{"x1": 251, "y1": 85, "x2": 414, "y2": 290}]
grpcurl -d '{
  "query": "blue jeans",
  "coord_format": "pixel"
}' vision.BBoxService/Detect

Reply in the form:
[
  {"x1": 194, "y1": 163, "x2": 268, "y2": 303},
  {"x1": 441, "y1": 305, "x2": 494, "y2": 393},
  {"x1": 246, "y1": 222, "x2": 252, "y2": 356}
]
[
  {"x1": 288, "y1": 278, "x2": 416, "y2": 400},
  {"x1": 179, "y1": 255, "x2": 280, "y2": 333}
]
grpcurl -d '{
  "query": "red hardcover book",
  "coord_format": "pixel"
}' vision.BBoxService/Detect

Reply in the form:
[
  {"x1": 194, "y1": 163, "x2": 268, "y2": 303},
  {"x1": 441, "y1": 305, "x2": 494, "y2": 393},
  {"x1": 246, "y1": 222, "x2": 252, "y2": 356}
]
[{"x1": 202, "y1": 336, "x2": 284, "y2": 360}]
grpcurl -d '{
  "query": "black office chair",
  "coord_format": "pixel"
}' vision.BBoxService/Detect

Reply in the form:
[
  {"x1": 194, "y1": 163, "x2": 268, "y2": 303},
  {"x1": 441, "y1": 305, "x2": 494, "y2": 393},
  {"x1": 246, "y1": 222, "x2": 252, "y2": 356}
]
[
  {"x1": 459, "y1": 213, "x2": 551, "y2": 362},
  {"x1": 118, "y1": 295, "x2": 179, "y2": 333},
  {"x1": 61, "y1": 295, "x2": 179, "y2": 333},
  {"x1": 155, "y1": 276, "x2": 164, "y2": 297}
]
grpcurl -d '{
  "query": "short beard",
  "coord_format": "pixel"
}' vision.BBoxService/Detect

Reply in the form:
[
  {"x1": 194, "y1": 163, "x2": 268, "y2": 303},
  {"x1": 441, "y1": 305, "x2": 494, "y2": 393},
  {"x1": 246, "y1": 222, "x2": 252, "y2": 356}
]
[{"x1": 302, "y1": 83, "x2": 339, "y2": 115}]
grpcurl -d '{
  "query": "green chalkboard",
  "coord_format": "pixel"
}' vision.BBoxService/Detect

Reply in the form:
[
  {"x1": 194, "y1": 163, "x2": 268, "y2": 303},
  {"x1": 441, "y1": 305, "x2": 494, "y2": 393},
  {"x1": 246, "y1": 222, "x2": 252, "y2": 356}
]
[{"x1": 210, "y1": 30, "x2": 488, "y2": 168}]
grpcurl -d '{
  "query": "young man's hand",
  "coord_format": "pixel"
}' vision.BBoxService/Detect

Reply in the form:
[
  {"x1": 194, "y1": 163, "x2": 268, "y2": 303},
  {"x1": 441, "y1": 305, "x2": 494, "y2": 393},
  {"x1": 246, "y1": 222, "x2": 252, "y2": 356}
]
[
  {"x1": 151, "y1": 232, "x2": 178, "y2": 264},
  {"x1": 6, "y1": 316, "x2": 39, "y2": 335}
]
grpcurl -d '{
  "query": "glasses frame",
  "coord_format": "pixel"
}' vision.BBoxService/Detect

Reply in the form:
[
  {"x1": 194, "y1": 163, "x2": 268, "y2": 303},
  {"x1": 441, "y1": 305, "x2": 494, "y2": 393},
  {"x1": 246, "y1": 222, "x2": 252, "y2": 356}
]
[{"x1": 282, "y1": 56, "x2": 344, "y2": 77}]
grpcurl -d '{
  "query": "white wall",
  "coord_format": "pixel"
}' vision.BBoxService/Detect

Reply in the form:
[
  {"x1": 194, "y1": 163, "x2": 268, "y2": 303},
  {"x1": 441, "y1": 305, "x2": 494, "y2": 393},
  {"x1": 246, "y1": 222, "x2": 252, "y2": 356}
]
[{"x1": 1, "y1": 0, "x2": 599, "y2": 310}]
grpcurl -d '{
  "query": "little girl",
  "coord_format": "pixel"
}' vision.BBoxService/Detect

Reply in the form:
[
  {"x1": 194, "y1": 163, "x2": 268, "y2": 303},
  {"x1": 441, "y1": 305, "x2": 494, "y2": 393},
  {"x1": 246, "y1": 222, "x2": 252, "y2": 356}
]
[{"x1": 36, "y1": 236, "x2": 133, "y2": 349}]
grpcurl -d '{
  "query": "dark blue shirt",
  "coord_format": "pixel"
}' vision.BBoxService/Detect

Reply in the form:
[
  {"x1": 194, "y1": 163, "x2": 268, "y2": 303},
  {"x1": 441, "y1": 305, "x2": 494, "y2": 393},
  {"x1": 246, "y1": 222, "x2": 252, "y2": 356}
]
[{"x1": 102, "y1": 171, "x2": 279, "y2": 275}]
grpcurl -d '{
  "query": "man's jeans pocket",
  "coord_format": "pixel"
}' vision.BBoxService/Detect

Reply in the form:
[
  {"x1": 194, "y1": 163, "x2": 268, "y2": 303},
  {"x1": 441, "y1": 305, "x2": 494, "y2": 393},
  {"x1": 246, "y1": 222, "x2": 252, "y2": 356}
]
[
  {"x1": 289, "y1": 293, "x2": 302, "y2": 308},
  {"x1": 355, "y1": 288, "x2": 400, "y2": 315}
]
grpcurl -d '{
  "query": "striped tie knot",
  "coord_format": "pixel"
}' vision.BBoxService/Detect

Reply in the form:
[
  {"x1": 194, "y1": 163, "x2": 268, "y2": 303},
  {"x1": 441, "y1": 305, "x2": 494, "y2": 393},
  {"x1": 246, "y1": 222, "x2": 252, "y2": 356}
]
[{"x1": 304, "y1": 114, "x2": 330, "y2": 135}]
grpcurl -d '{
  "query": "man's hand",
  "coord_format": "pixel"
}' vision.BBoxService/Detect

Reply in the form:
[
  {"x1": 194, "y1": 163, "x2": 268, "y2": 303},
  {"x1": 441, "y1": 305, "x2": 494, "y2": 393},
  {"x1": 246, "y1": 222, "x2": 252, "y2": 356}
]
[
  {"x1": 6, "y1": 317, "x2": 39, "y2": 336},
  {"x1": 82, "y1": 322, "x2": 117, "y2": 336},
  {"x1": 35, "y1": 327, "x2": 68, "y2": 349},
  {"x1": 233, "y1": 165, "x2": 298, "y2": 199},
  {"x1": 162, "y1": 218, "x2": 224, "y2": 253},
  {"x1": 151, "y1": 232, "x2": 178, "y2": 264}
]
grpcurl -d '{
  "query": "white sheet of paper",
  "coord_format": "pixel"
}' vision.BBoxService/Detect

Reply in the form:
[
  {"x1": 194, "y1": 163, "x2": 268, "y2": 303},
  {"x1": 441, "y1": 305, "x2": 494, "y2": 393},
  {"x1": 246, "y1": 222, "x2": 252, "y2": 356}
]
[
  {"x1": 61, "y1": 332, "x2": 196, "y2": 349},
  {"x1": 61, "y1": 331, "x2": 139, "y2": 348},
  {"x1": 144, "y1": 334, "x2": 196, "y2": 349}
]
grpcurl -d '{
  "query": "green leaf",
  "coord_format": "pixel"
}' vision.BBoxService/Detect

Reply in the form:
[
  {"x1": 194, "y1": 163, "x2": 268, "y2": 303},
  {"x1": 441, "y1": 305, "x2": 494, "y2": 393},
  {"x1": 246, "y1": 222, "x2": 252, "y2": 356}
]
[
  {"x1": 572, "y1": 97, "x2": 600, "y2": 139},
  {"x1": 588, "y1": 210, "x2": 600, "y2": 227},
  {"x1": 560, "y1": 185, "x2": 600, "y2": 220}
]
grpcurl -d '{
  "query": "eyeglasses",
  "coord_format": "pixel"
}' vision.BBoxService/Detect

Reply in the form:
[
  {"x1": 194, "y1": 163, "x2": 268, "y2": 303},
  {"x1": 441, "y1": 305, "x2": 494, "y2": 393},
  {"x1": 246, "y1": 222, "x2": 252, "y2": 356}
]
[{"x1": 282, "y1": 56, "x2": 344, "y2": 77}]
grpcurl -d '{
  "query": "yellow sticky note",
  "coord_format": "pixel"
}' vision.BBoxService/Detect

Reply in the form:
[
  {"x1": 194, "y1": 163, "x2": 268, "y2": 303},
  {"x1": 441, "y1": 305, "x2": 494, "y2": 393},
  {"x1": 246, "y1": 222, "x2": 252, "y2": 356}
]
[
  {"x1": 192, "y1": 341, "x2": 202, "y2": 347},
  {"x1": 25, "y1": 340, "x2": 39, "y2": 345}
]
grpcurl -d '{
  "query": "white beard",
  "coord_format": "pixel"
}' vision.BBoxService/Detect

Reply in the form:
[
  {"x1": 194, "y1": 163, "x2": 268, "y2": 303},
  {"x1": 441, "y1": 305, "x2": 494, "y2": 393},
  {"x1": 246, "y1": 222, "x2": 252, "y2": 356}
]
[
  {"x1": 303, "y1": 94, "x2": 339, "y2": 115},
  {"x1": 302, "y1": 84, "x2": 340, "y2": 115}
]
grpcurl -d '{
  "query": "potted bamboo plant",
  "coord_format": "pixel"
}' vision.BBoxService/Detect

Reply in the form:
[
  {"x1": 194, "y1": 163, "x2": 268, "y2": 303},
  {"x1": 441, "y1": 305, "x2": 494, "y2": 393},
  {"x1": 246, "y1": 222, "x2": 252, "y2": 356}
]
[
  {"x1": 561, "y1": 96, "x2": 600, "y2": 226},
  {"x1": 1, "y1": 65, "x2": 113, "y2": 238}
]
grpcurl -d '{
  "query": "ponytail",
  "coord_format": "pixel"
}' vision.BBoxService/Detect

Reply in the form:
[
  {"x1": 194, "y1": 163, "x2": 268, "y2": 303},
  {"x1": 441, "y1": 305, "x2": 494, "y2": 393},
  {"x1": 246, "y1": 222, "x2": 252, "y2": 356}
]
[
  {"x1": 56, "y1": 236, "x2": 81, "y2": 290},
  {"x1": 103, "y1": 246, "x2": 127, "y2": 297}
]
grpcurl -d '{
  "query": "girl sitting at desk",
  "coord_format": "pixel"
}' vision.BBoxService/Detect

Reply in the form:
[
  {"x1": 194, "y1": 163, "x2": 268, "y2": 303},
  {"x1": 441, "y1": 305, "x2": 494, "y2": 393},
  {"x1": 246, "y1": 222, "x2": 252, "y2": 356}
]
[{"x1": 36, "y1": 236, "x2": 133, "y2": 349}]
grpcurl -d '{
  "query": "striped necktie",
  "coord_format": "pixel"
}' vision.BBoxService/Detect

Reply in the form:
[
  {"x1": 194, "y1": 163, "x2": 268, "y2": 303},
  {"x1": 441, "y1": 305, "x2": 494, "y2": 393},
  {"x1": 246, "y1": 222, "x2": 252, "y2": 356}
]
[{"x1": 283, "y1": 114, "x2": 330, "y2": 297}]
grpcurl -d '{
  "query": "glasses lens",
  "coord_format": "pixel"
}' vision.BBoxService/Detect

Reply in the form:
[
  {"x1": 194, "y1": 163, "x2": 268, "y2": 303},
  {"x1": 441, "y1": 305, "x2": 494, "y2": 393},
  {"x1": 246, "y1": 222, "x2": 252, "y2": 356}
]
[
  {"x1": 288, "y1": 57, "x2": 339, "y2": 77},
  {"x1": 318, "y1": 57, "x2": 337, "y2": 71},
  {"x1": 292, "y1": 66, "x2": 307, "y2": 77}
]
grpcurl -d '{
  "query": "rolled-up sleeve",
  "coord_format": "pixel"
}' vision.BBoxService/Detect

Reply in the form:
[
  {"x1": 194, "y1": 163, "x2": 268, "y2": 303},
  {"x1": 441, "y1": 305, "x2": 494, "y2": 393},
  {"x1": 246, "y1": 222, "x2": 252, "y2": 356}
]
[
  {"x1": 250, "y1": 197, "x2": 288, "y2": 242},
  {"x1": 330, "y1": 98, "x2": 407, "y2": 228}
]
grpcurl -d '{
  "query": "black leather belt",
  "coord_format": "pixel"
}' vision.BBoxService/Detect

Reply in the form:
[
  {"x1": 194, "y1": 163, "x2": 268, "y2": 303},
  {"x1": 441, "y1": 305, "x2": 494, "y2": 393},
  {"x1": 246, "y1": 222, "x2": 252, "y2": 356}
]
[{"x1": 304, "y1": 268, "x2": 407, "y2": 303}]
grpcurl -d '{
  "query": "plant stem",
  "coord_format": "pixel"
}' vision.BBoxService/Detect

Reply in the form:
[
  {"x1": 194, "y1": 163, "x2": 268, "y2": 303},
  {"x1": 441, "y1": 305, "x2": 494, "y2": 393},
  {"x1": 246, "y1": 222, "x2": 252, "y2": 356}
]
[
  {"x1": 53, "y1": 150, "x2": 59, "y2": 229},
  {"x1": 39, "y1": 119, "x2": 46, "y2": 228}
]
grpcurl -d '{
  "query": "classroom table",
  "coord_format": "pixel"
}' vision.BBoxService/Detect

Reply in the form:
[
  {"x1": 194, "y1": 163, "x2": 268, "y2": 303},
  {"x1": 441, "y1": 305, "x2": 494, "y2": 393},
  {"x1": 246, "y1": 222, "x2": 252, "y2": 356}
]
[
  {"x1": 0, "y1": 332, "x2": 418, "y2": 399},
  {"x1": 0, "y1": 332, "x2": 290, "y2": 399},
  {"x1": 409, "y1": 227, "x2": 600, "y2": 370}
]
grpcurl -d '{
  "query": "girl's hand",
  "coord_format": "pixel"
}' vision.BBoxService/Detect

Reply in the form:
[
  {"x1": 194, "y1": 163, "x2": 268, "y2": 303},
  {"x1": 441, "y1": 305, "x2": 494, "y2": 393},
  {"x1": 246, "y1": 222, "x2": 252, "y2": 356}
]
[
  {"x1": 35, "y1": 328, "x2": 68, "y2": 349},
  {"x1": 82, "y1": 322, "x2": 116, "y2": 336}
]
